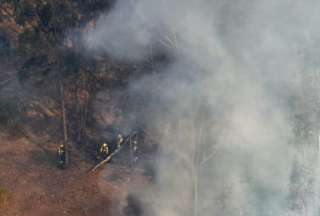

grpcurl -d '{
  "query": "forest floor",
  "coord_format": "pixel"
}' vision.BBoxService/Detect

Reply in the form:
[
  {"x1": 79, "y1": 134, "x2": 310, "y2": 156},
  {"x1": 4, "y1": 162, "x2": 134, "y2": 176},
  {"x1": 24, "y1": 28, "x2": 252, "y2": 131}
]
[
  {"x1": 0, "y1": 50, "x2": 150, "y2": 216},
  {"x1": 0, "y1": 127, "x2": 148, "y2": 216}
]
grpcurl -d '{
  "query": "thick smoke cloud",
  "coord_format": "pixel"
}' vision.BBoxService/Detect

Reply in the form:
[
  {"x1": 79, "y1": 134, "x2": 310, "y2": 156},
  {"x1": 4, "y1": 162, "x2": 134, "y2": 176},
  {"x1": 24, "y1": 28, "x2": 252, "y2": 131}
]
[{"x1": 83, "y1": 0, "x2": 320, "y2": 215}]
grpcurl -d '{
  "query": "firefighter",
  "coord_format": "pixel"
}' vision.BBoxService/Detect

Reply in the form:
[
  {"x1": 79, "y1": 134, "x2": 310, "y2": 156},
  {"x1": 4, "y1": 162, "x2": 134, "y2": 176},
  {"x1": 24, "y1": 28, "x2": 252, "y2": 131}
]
[
  {"x1": 132, "y1": 135, "x2": 139, "y2": 162},
  {"x1": 57, "y1": 144, "x2": 66, "y2": 168},
  {"x1": 117, "y1": 134, "x2": 125, "y2": 149},
  {"x1": 133, "y1": 140, "x2": 138, "y2": 153},
  {"x1": 98, "y1": 143, "x2": 109, "y2": 160}
]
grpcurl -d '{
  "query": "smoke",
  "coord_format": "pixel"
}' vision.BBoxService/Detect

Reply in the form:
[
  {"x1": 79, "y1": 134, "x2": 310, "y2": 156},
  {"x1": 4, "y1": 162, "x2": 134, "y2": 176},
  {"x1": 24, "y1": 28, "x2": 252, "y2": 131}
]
[{"x1": 83, "y1": 0, "x2": 320, "y2": 215}]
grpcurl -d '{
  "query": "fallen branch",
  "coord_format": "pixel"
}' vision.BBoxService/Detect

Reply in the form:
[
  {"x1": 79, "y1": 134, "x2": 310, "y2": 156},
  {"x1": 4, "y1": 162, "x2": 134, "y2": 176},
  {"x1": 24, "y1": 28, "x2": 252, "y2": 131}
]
[
  {"x1": 90, "y1": 134, "x2": 133, "y2": 172},
  {"x1": 90, "y1": 146, "x2": 124, "y2": 172},
  {"x1": 199, "y1": 150, "x2": 218, "y2": 167}
]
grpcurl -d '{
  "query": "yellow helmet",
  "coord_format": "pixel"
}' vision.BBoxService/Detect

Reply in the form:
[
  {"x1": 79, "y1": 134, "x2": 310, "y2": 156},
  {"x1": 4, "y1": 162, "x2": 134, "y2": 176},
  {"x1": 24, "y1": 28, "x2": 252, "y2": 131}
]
[
  {"x1": 59, "y1": 144, "x2": 64, "y2": 148},
  {"x1": 103, "y1": 143, "x2": 108, "y2": 147}
]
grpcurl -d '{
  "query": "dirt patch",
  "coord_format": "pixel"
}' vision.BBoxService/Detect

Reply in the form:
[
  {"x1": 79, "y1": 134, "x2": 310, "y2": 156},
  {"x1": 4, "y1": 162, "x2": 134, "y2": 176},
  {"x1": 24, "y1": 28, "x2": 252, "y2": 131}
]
[
  {"x1": 0, "y1": 131, "x2": 149, "y2": 216},
  {"x1": 0, "y1": 186, "x2": 11, "y2": 210}
]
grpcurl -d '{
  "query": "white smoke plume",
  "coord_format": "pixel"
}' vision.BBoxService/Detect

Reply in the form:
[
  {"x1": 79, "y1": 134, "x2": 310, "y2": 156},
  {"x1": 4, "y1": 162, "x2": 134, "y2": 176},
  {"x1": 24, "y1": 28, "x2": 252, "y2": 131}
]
[{"x1": 83, "y1": 0, "x2": 320, "y2": 215}]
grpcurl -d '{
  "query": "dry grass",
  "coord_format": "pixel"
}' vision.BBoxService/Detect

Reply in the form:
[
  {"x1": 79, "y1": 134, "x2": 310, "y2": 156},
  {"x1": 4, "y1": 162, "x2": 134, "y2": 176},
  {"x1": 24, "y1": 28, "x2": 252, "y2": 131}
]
[{"x1": 0, "y1": 186, "x2": 11, "y2": 208}]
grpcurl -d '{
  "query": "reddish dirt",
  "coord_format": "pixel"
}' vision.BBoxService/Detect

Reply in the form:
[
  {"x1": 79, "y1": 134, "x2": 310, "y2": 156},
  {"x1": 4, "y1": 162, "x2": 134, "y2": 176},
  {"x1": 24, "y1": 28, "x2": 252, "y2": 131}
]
[
  {"x1": 0, "y1": 131, "x2": 148, "y2": 216},
  {"x1": 0, "y1": 53, "x2": 150, "y2": 216}
]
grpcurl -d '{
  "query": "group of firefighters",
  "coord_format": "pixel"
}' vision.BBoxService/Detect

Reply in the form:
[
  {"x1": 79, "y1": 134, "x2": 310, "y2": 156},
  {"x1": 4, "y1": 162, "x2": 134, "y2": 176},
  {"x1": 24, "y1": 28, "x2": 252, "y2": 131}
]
[{"x1": 57, "y1": 133, "x2": 139, "y2": 169}]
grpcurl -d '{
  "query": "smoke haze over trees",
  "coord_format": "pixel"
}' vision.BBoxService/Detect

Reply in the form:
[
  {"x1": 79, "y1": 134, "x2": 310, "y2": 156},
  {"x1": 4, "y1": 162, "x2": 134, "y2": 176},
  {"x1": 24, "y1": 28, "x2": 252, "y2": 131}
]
[
  {"x1": 1, "y1": 0, "x2": 320, "y2": 215},
  {"x1": 83, "y1": 0, "x2": 320, "y2": 215}
]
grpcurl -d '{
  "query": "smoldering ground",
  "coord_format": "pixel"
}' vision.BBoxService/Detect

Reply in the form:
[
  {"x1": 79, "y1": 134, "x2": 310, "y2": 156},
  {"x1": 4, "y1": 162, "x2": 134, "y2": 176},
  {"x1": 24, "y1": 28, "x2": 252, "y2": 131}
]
[{"x1": 82, "y1": 0, "x2": 320, "y2": 215}]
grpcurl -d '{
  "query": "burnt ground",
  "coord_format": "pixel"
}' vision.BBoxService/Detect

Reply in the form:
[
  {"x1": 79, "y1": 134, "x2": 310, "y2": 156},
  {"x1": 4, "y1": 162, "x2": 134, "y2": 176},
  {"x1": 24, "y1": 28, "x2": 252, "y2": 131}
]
[
  {"x1": 0, "y1": 128, "x2": 149, "y2": 216},
  {"x1": 0, "y1": 53, "x2": 153, "y2": 216}
]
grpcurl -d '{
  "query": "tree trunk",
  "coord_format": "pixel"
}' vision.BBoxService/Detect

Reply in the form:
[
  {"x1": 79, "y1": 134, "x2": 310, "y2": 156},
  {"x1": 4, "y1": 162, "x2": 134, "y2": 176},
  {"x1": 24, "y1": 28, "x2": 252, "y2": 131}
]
[{"x1": 60, "y1": 82, "x2": 68, "y2": 164}]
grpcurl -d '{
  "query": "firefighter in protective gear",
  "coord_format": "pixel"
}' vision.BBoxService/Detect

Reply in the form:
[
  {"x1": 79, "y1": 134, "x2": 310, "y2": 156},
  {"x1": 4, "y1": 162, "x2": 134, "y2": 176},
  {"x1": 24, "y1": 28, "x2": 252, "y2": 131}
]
[
  {"x1": 117, "y1": 134, "x2": 124, "y2": 149},
  {"x1": 132, "y1": 136, "x2": 139, "y2": 162},
  {"x1": 57, "y1": 144, "x2": 66, "y2": 168},
  {"x1": 98, "y1": 143, "x2": 109, "y2": 160}
]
